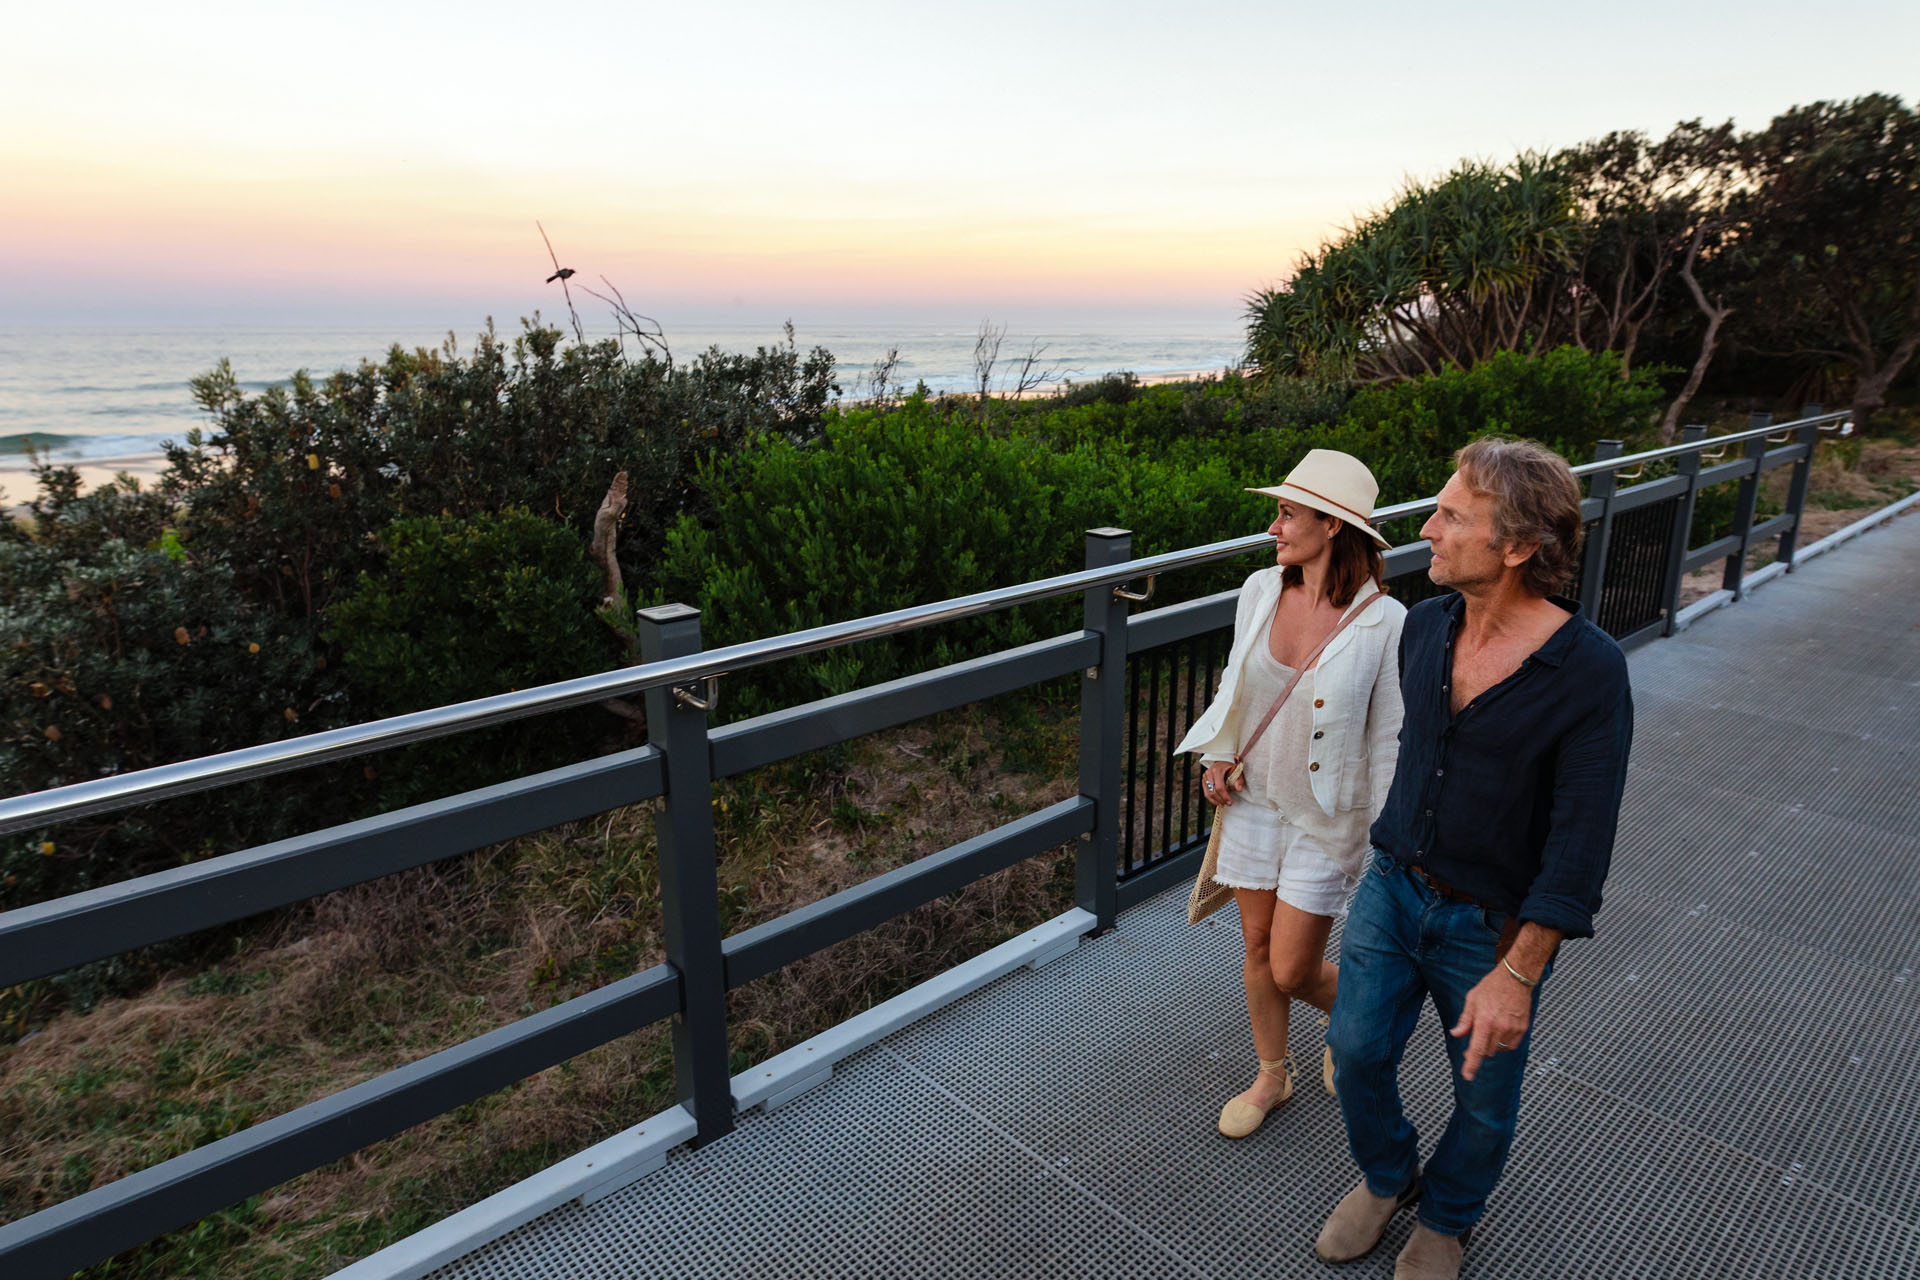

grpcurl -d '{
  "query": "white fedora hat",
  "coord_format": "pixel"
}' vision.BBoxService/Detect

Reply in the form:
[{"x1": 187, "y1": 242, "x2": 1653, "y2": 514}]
[{"x1": 1247, "y1": 448, "x2": 1392, "y2": 549}]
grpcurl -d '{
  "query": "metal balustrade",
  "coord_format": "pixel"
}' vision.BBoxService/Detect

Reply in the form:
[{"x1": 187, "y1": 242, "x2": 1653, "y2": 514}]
[{"x1": 0, "y1": 408, "x2": 1849, "y2": 1279}]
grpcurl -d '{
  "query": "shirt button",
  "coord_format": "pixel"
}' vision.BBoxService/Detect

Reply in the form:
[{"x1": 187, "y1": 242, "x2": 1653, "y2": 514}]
[
  {"x1": 1425, "y1": 809, "x2": 1433, "y2": 816},
  {"x1": 1314, "y1": 698, "x2": 1325, "y2": 708},
  {"x1": 1313, "y1": 730, "x2": 1324, "y2": 739},
  {"x1": 1310, "y1": 762, "x2": 1320, "y2": 772},
  {"x1": 1436, "y1": 768, "x2": 1445, "y2": 776}
]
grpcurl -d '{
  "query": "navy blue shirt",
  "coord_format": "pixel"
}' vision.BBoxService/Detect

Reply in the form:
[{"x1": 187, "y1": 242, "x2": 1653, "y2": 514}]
[{"x1": 1369, "y1": 593, "x2": 1633, "y2": 939}]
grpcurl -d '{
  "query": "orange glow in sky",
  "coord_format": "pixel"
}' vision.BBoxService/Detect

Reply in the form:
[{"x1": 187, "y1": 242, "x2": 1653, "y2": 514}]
[{"x1": 4, "y1": 0, "x2": 1916, "y2": 326}]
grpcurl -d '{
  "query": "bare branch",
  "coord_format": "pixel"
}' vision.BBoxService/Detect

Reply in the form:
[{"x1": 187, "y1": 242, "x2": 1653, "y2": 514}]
[
  {"x1": 576, "y1": 277, "x2": 673, "y2": 365},
  {"x1": 1660, "y1": 224, "x2": 1734, "y2": 441}
]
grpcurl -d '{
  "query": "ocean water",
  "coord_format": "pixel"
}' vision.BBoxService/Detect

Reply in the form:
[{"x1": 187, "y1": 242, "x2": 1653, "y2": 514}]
[{"x1": 0, "y1": 320, "x2": 1246, "y2": 479}]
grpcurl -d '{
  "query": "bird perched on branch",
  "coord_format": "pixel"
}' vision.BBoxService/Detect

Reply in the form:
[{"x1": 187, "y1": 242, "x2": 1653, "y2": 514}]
[
  {"x1": 537, "y1": 220, "x2": 587, "y2": 343},
  {"x1": 538, "y1": 222, "x2": 576, "y2": 284}
]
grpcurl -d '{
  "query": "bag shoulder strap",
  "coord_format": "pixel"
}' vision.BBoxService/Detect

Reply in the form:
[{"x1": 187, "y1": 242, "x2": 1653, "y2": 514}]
[{"x1": 1233, "y1": 587, "x2": 1383, "y2": 765}]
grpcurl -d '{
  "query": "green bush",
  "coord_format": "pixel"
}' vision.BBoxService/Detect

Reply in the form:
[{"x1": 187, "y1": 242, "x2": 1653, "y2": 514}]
[
  {"x1": 166, "y1": 321, "x2": 836, "y2": 631},
  {"x1": 654, "y1": 392, "x2": 1288, "y2": 714},
  {"x1": 1327, "y1": 348, "x2": 1666, "y2": 495},
  {"x1": 1, "y1": 535, "x2": 339, "y2": 910},
  {"x1": 328, "y1": 509, "x2": 610, "y2": 715},
  {"x1": 325, "y1": 508, "x2": 618, "y2": 807},
  {"x1": 651, "y1": 347, "x2": 1671, "y2": 715}
]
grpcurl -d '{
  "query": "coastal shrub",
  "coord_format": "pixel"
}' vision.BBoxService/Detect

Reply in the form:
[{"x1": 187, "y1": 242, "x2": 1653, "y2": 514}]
[
  {"x1": 169, "y1": 320, "x2": 837, "y2": 629},
  {"x1": 652, "y1": 394, "x2": 1271, "y2": 714},
  {"x1": 1310, "y1": 348, "x2": 1667, "y2": 539},
  {"x1": 0, "y1": 534, "x2": 342, "y2": 912},
  {"x1": 327, "y1": 509, "x2": 611, "y2": 717},
  {"x1": 325, "y1": 509, "x2": 616, "y2": 807},
  {"x1": 1051, "y1": 371, "x2": 1140, "y2": 408}
]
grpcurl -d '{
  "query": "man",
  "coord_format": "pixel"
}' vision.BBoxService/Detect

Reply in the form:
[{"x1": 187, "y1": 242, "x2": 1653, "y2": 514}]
[{"x1": 1317, "y1": 438, "x2": 1633, "y2": 1279}]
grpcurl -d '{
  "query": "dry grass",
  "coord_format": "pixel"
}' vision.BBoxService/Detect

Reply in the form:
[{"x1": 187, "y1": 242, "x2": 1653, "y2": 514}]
[{"x1": 0, "y1": 693, "x2": 1083, "y2": 1278}]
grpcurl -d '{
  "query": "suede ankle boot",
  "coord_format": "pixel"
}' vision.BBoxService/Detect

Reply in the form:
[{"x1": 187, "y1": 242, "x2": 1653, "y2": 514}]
[
  {"x1": 1393, "y1": 1222, "x2": 1466, "y2": 1279},
  {"x1": 1314, "y1": 1173, "x2": 1419, "y2": 1262}
]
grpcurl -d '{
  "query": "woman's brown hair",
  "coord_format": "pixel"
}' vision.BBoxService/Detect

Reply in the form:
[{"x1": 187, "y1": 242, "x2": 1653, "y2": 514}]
[{"x1": 1281, "y1": 517, "x2": 1385, "y2": 608}]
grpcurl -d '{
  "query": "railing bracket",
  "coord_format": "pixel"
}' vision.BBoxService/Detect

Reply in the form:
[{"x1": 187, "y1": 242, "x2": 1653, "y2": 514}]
[
  {"x1": 1112, "y1": 574, "x2": 1157, "y2": 604},
  {"x1": 673, "y1": 676, "x2": 721, "y2": 713}
]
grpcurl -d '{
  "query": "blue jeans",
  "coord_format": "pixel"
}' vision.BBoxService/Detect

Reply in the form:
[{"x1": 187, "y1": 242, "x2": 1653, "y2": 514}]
[{"x1": 1327, "y1": 852, "x2": 1552, "y2": 1238}]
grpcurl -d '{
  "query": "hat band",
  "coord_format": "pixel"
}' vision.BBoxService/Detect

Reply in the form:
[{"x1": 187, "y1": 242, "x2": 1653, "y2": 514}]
[{"x1": 1283, "y1": 481, "x2": 1374, "y2": 530}]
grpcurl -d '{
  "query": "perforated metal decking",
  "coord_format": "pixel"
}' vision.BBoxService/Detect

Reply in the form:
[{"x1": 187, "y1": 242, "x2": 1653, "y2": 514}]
[{"x1": 425, "y1": 513, "x2": 1920, "y2": 1280}]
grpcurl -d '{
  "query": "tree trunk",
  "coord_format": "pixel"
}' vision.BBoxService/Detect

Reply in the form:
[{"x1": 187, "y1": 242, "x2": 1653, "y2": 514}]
[
  {"x1": 1661, "y1": 226, "x2": 1733, "y2": 442},
  {"x1": 1847, "y1": 327, "x2": 1920, "y2": 433},
  {"x1": 1661, "y1": 308, "x2": 1727, "y2": 442}
]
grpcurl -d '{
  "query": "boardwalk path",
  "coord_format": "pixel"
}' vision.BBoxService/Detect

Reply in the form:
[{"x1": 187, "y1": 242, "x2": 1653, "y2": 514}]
[{"x1": 425, "y1": 512, "x2": 1920, "y2": 1280}]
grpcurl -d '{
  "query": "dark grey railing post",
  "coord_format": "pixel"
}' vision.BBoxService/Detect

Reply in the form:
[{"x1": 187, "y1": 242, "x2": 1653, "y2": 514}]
[
  {"x1": 1662, "y1": 425, "x2": 1710, "y2": 635},
  {"x1": 637, "y1": 604, "x2": 733, "y2": 1145},
  {"x1": 1578, "y1": 439, "x2": 1623, "y2": 622},
  {"x1": 1777, "y1": 404, "x2": 1822, "y2": 569},
  {"x1": 1076, "y1": 528, "x2": 1131, "y2": 931},
  {"x1": 1723, "y1": 412, "x2": 1771, "y2": 598}
]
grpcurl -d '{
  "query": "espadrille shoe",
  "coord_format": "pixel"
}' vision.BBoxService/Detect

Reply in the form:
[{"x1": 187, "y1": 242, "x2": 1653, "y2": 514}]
[
  {"x1": 1393, "y1": 1222, "x2": 1466, "y2": 1279},
  {"x1": 1314, "y1": 1173, "x2": 1420, "y2": 1262},
  {"x1": 1217, "y1": 1056, "x2": 1292, "y2": 1138}
]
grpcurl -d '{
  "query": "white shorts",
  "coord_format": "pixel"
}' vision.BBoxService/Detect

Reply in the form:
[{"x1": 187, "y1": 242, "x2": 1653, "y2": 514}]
[{"x1": 1211, "y1": 800, "x2": 1358, "y2": 919}]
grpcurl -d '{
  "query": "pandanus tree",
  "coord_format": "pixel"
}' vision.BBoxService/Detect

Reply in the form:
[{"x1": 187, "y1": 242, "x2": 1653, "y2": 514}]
[
  {"x1": 1249, "y1": 97, "x2": 1919, "y2": 438},
  {"x1": 1247, "y1": 157, "x2": 1584, "y2": 384}
]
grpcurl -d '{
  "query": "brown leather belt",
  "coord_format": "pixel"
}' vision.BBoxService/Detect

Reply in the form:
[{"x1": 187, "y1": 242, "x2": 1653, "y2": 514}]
[
  {"x1": 1408, "y1": 862, "x2": 1484, "y2": 907},
  {"x1": 1407, "y1": 862, "x2": 1521, "y2": 959}
]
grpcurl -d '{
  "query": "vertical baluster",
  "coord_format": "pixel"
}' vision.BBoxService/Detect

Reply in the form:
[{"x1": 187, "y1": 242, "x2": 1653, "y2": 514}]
[
  {"x1": 1142, "y1": 641, "x2": 1161, "y2": 869},
  {"x1": 1580, "y1": 440, "x2": 1622, "y2": 629},
  {"x1": 1125, "y1": 647, "x2": 1140, "y2": 874},
  {"x1": 1777, "y1": 405, "x2": 1822, "y2": 570},
  {"x1": 1180, "y1": 636, "x2": 1197, "y2": 848},
  {"x1": 1661, "y1": 426, "x2": 1710, "y2": 634},
  {"x1": 1160, "y1": 645, "x2": 1177, "y2": 865},
  {"x1": 1723, "y1": 413, "x2": 1770, "y2": 598}
]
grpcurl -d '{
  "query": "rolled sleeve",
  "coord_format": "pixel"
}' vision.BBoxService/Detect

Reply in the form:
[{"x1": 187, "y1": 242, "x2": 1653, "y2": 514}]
[{"x1": 1517, "y1": 664, "x2": 1634, "y2": 940}]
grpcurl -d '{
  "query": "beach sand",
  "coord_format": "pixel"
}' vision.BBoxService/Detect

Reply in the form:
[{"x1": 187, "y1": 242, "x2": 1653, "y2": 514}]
[{"x1": 0, "y1": 454, "x2": 172, "y2": 519}]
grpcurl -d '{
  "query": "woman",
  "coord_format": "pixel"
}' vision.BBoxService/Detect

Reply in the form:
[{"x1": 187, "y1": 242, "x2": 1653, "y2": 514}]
[{"x1": 1176, "y1": 448, "x2": 1405, "y2": 1138}]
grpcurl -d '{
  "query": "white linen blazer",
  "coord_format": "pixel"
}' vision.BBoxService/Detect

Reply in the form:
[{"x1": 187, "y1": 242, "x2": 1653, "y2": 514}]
[{"x1": 1174, "y1": 567, "x2": 1406, "y2": 823}]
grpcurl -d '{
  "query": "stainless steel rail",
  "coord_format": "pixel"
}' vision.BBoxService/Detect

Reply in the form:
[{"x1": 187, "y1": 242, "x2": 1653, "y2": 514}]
[
  {"x1": 0, "y1": 533, "x2": 1262, "y2": 835},
  {"x1": 1565, "y1": 410, "x2": 1849, "y2": 477},
  {"x1": 0, "y1": 409, "x2": 1845, "y2": 838}
]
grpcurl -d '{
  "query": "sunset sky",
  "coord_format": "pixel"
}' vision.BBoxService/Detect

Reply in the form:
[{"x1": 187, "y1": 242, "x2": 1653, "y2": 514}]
[{"x1": 4, "y1": 0, "x2": 1916, "y2": 330}]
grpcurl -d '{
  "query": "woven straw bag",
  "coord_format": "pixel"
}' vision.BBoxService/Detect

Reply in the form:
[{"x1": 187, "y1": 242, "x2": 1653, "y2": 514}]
[{"x1": 1187, "y1": 761, "x2": 1243, "y2": 923}]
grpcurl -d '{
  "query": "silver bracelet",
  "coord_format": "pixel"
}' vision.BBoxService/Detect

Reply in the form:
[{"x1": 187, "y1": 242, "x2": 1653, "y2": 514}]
[{"x1": 1500, "y1": 955, "x2": 1538, "y2": 989}]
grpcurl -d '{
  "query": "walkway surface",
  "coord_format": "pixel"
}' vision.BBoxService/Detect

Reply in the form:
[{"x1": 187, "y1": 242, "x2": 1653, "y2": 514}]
[{"x1": 426, "y1": 513, "x2": 1920, "y2": 1280}]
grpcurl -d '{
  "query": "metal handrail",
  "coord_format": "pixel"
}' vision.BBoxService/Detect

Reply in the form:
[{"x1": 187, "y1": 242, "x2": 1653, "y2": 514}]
[
  {"x1": 0, "y1": 532, "x2": 1270, "y2": 835},
  {"x1": 1564, "y1": 410, "x2": 1847, "y2": 478},
  {"x1": 0, "y1": 410, "x2": 1843, "y2": 838}
]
